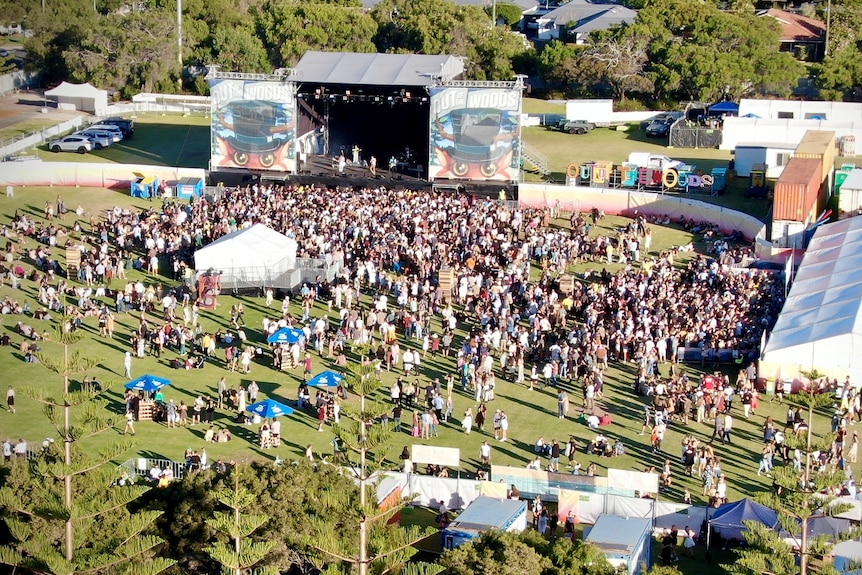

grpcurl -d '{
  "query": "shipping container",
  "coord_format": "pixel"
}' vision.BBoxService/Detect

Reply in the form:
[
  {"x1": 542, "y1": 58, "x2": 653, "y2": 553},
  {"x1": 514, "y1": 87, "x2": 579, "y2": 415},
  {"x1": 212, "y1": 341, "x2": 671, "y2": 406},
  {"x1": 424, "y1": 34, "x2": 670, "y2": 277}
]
[
  {"x1": 794, "y1": 130, "x2": 836, "y2": 187},
  {"x1": 838, "y1": 170, "x2": 862, "y2": 218},
  {"x1": 773, "y1": 157, "x2": 822, "y2": 221},
  {"x1": 770, "y1": 219, "x2": 807, "y2": 249}
]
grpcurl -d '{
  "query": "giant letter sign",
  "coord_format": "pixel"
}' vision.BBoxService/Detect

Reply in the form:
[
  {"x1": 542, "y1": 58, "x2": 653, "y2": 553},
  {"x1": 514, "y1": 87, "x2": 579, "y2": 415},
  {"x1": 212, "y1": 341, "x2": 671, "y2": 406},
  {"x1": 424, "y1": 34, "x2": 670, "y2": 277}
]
[
  {"x1": 428, "y1": 87, "x2": 521, "y2": 182},
  {"x1": 209, "y1": 79, "x2": 296, "y2": 172}
]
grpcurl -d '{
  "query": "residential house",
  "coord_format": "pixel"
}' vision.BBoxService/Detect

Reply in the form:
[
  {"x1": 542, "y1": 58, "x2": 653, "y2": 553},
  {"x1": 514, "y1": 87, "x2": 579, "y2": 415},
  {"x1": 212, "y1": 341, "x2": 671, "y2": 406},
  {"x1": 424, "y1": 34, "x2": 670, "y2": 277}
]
[
  {"x1": 758, "y1": 9, "x2": 826, "y2": 62},
  {"x1": 525, "y1": 0, "x2": 637, "y2": 43}
]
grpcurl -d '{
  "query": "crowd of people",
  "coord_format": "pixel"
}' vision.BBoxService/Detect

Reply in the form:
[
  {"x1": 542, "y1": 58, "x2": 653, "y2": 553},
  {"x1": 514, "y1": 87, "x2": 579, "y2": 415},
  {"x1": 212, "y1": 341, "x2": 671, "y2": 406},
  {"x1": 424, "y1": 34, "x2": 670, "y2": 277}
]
[{"x1": 6, "y1": 182, "x2": 817, "y2": 506}]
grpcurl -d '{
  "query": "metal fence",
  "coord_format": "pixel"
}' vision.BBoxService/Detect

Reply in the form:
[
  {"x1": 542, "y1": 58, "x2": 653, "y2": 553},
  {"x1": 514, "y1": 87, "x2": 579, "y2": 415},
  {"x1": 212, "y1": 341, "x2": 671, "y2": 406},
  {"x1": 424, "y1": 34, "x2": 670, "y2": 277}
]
[
  {"x1": 120, "y1": 457, "x2": 189, "y2": 481},
  {"x1": 1, "y1": 115, "x2": 84, "y2": 160}
]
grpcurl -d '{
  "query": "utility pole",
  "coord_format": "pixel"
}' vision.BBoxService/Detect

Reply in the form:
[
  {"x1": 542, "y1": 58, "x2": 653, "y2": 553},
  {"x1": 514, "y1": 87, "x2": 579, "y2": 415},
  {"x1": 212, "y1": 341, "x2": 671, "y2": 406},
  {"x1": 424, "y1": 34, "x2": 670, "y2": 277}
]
[
  {"x1": 492, "y1": 0, "x2": 497, "y2": 27},
  {"x1": 824, "y1": 0, "x2": 831, "y2": 58},
  {"x1": 177, "y1": 0, "x2": 182, "y2": 65}
]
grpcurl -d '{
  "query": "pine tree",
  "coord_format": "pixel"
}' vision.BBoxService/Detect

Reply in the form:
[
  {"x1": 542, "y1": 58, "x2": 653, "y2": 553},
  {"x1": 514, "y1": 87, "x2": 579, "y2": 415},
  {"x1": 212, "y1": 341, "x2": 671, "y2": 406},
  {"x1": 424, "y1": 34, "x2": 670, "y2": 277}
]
[
  {"x1": 304, "y1": 349, "x2": 441, "y2": 575},
  {"x1": 730, "y1": 371, "x2": 862, "y2": 575},
  {"x1": 205, "y1": 466, "x2": 278, "y2": 575},
  {"x1": 0, "y1": 327, "x2": 175, "y2": 575}
]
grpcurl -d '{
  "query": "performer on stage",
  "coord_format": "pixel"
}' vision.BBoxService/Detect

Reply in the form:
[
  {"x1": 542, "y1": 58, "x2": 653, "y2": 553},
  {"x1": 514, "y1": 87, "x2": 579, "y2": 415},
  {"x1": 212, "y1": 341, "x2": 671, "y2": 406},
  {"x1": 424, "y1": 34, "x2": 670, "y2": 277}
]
[
  {"x1": 389, "y1": 156, "x2": 397, "y2": 172},
  {"x1": 338, "y1": 151, "x2": 347, "y2": 174},
  {"x1": 370, "y1": 156, "x2": 377, "y2": 176},
  {"x1": 352, "y1": 145, "x2": 361, "y2": 164}
]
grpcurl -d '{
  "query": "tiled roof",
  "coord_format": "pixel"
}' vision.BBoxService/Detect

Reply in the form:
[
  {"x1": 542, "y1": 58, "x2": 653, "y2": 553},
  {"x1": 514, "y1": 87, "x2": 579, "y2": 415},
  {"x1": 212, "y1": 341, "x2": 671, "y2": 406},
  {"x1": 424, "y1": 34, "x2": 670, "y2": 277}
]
[{"x1": 759, "y1": 8, "x2": 825, "y2": 42}]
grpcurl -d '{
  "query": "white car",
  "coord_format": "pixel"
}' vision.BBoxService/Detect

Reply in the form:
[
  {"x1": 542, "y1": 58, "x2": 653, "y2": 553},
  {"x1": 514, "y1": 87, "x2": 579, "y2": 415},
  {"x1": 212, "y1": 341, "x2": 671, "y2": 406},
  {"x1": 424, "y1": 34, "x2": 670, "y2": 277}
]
[
  {"x1": 75, "y1": 130, "x2": 113, "y2": 150},
  {"x1": 48, "y1": 136, "x2": 93, "y2": 154},
  {"x1": 86, "y1": 124, "x2": 123, "y2": 142}
]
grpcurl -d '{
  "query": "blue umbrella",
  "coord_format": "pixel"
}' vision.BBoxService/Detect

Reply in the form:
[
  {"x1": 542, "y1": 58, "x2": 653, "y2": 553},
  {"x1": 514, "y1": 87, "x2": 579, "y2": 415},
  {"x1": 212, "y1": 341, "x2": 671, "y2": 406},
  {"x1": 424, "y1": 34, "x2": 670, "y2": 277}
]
[
  {"x1": 247, "y1": 398, "x2": 295, "y2": 418},
  {"x1": 124, "y1": 374, "x2": 171, "y2": 392},
  {"x1": 307, "y1": 370, "x2": 345, "y2": 388},
  {"x1": 267, "y1": 327, "x2": 304, "y2": 345}
]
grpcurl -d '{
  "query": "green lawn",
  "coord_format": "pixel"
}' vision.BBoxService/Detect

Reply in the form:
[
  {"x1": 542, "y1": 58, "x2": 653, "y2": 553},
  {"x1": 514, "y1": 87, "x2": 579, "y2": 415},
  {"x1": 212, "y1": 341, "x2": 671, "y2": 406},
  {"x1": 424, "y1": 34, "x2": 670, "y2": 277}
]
[
  {"x1": 34, "y1": 114, "x2": 211, "y2": 168},
  {"x1": 523, "y1": 97, "x2": 566, "y2": 115},
  {"x1": 0, "y1": 186, "x2": 834, "y2": 511},
  {"x1": 0, "y1": 117, "x2": 64, "y2": 143}
]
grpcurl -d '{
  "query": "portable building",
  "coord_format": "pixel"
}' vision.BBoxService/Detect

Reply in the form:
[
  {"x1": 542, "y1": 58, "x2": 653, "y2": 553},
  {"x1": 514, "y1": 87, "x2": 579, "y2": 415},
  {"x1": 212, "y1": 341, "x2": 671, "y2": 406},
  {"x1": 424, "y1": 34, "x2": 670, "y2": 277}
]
[
  {"x1": 795, "y1": 130, "x2": 836, "y2": 190},
  {"x1": 131, "y1": 173, "x2": 160, "y2": 199},
  {"x1": 838, "y1": 170, "x2": 862, "y2": 217},
  {"x1": 733, "y1": 143, "x2": 796, "y2": 177},
  {"x1": 175, "y1": 177, "x2": 204, "y2": 199},
  {"x1": 442, "y1": 496, "x2": 527, "y2": 549},
  {"x1": 584, "y1": 515, "x2": 652, "y2": 575},
  {"x1": 773, "y1": 157, "x2": 823, "y2": 222}
]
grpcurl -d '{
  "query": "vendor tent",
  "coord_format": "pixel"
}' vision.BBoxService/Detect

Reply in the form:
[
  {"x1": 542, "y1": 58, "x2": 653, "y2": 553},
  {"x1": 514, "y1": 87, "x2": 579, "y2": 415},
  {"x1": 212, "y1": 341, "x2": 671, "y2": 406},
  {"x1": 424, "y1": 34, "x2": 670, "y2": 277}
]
[
  {"x1": 585, "y1": 515, "x2": 652, "y2": 575},
  {"x1": 833, "y1": 540, "x2": 862, "y2": 573},
  {"x1": 781, "y1": 516, "x2": 851, "y2": 547},
  {"x1": 760, "y1": 217, "x2": 862, "y2": 384},
  {"x1": 709, "y1": 101, "x2": 740, "y2": 116},
  {"x1": 44, "y1": 82, "x2": 108, "y2": 113},
  {"x1": 193, "y1": 224, "x2": 298, "y2": 290},
  {"x1": 442, "y1": 496, "x2": 527, "y2": 549},
  {"x1": 709, "y1": 498, "x2": 778, "y2": 544}
]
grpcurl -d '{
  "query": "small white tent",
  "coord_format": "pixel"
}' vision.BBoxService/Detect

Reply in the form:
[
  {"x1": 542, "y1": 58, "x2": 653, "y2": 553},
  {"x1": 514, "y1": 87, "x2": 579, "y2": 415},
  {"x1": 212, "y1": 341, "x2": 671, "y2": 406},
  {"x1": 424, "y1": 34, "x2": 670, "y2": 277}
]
[
  {"x1": 44, "y1": 82, "x2": 108, "y2": 113},
  {"x1": 761, "y1": 217, "x2": 862, "y2": 384},
  {"x1": 194, "y1": 224, "x2": 298, "y2": 290}
]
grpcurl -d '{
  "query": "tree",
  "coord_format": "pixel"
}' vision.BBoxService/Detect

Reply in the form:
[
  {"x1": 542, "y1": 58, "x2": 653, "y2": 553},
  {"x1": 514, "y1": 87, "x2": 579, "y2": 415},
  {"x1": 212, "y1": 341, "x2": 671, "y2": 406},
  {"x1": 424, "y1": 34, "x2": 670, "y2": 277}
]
[
  {"x1": 730, "y1": 371, "x2": 862, "y2": 575},
  {"x1": 304, "y1": 354, "x2": 439, "y2": 575},
  {"x1": 253, "y1": 0, "x2": 378, "y2": 68},
  {"x1": 489, "y1": 4, "x2": 524, "y2": 27},
  {"x1": 582, "y1": 29, "x2": 654, "y2": 101},
  {"x1": 441, "y1": 531, "x2": 554, "y2": 575},
  {"x1": 205, "y1": 467, "x2": 277, "y2": 575},
  {"x1": 0, "y1": 327, "x2": 175, "y2": 575},
  {"x1": 814, "y1": 0, "x2": 862, "y2": 101}
]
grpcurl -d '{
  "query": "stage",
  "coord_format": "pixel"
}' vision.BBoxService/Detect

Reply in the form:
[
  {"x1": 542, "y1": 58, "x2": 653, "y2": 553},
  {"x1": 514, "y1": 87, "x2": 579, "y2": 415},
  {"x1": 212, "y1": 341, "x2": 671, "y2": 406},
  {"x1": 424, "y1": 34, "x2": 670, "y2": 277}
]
[{"x1": 209, "y1": 155, "x2": 518, "y2": 198}]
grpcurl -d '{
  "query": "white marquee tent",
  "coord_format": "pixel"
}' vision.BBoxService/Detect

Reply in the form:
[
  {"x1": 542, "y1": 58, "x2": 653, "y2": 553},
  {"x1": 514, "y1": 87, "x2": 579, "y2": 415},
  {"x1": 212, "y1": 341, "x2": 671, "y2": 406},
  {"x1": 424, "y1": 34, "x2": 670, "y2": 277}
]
[
  {"x1": 44, "y1": 82, "x2": 108, "y2": 113},
  {"x1": 193, "y1": 224, "x2": 298, "y2": 290},
  {"x1": 761, "y1": 217, "x2": 862, "y2": 384}
]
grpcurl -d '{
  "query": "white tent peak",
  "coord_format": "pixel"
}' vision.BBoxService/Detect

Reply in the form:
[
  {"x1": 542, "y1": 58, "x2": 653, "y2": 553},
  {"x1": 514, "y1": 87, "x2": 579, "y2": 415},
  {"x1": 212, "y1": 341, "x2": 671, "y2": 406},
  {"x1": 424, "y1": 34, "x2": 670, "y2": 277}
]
[
  {"x1": 762, "y1": 217, "x2": 862, "y2": 380},
  {"x1": 193, "y1": 224, "x2": 298, "y2": 289},
  {"x1": 45, "y1": 81, "x2": 106, "y2": 96}
]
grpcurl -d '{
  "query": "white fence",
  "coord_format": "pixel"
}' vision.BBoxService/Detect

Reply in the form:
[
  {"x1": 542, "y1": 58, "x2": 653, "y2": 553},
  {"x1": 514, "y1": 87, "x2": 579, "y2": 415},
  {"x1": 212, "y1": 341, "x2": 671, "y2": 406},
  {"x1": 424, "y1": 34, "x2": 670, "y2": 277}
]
[{"x1": 0, "y1": 116, "x2": 84, "y2": 160}]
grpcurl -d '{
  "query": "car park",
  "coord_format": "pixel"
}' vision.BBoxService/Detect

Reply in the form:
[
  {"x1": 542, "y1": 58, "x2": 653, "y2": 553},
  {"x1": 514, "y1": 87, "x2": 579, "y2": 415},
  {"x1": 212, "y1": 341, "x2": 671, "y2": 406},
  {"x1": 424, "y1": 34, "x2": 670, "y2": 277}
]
[
  {"x1": 99, "y1": 117, "x2": 135, "y2": 138},
  {"x1": 48, "y1": 136, "x2": 93, "y2": 154},
  {"x1": 86, "y1": 124, "x2": 124, "y2": 142},
  {"x1": 75, "y1": 130, "x2": 113, "y2": 150}
]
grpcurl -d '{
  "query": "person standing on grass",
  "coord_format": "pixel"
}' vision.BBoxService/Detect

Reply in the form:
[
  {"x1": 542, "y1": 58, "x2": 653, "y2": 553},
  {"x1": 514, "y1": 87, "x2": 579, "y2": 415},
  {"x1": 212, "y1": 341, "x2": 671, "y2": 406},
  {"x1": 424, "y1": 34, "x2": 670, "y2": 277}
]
[
  {"x1": 124, "y1": 351, "x2": 132, "y2": 379},
  {"x1": 124, "y1": 410, "x2": 136, "y2": 435},
  {"x1": 6, "y1": 386, "x2": 14, "y2": 413}
]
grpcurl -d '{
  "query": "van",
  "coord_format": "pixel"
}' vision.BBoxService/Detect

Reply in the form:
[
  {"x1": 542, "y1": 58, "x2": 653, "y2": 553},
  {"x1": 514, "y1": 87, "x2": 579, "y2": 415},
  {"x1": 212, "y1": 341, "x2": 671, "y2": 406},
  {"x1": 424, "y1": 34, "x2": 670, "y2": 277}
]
[
  {"x1": 87, "y1": 124, "x2": 123, "y2": 142},
  {"x1": 100, "y1": 117, "x2": 135, "y2": 138}
]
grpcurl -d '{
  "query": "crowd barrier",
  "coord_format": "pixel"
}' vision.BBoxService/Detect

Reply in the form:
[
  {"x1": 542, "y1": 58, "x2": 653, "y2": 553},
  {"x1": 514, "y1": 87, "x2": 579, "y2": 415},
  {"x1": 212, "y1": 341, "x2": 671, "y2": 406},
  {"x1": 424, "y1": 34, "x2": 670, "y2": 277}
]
[
  {"x1": 518, "y1": 182, "x2": 767, "y2": 241},
  {"x1": 0, "y1": 160, "x2": 206, "y2": 189}
]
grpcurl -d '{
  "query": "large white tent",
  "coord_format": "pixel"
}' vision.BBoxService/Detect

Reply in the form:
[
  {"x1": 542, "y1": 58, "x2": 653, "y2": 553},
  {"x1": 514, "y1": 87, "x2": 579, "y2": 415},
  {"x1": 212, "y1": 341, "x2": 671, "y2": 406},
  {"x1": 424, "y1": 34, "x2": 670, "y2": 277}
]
[
  {"x1": 761, "y1": 217, "x2": 862, "y2": 384},
  {"x1": 193, "y1": 224, "x2": 298, "y2": 290},
  {"x1": 44, "y1": 82, "x2": 108, "y2": 113}
]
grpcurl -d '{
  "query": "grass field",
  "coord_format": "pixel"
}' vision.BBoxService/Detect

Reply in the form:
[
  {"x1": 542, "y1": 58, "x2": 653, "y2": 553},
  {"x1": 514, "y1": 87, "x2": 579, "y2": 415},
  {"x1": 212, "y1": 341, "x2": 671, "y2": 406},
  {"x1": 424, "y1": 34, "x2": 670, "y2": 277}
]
[
  {"x1": 0, "y1": 186, "x2": 836, "y2": 515},
  {"x1": 0, "y1": 117, "x2": 65, "y2": 143},
  {"x1": 33, "y1": 113, "x2": 211, "y2": 168}
]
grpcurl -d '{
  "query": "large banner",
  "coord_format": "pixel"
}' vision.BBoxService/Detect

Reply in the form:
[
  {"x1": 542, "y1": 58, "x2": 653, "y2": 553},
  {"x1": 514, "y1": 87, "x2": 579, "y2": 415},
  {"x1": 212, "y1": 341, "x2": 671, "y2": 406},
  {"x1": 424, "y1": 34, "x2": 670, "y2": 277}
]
[
  {"x1": 429, "y1": 87, "x2": 521, "y2": 182},
  {"x1": 209, "y1": 79, "x2": 295, "y2": 172}
]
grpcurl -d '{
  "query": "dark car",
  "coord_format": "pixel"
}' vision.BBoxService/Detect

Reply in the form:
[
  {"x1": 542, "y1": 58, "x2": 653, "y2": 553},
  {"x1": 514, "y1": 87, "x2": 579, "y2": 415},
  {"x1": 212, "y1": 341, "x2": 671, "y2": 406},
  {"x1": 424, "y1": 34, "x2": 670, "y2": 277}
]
[
  {"x1": 640, "y1": 112, "x2": 683, "y2": 131},
  {"x1": 100, "y1": 117, "x2": 135, "y2": 138},
  {"x1": 645, "y1": 118, "x2": 675, "y2": 137}
]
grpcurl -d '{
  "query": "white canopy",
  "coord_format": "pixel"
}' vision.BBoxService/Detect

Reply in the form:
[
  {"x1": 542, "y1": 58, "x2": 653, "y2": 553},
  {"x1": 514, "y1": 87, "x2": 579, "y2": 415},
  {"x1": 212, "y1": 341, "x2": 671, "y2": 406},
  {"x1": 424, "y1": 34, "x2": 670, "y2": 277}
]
[
  {"x1": 762, "y1": 217, "x2": 862, "y2": 382},
  {"x1": 44, "y1": 82, "x2": 108, "y2": 113},
  {"x1": 193, "y1": 224, "x2": 297, "y2": 290}
]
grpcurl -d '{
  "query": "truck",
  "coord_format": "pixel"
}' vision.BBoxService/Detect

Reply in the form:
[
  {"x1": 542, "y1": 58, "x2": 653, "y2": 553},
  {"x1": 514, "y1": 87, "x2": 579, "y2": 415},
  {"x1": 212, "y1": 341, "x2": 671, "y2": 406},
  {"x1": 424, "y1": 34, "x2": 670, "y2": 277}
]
[
  {"x1": 555, "y1": 119, "x2": 596, "y2": 134},
  {"x1": 626, "y1": 152, "x2": 684, "y2": 171}
]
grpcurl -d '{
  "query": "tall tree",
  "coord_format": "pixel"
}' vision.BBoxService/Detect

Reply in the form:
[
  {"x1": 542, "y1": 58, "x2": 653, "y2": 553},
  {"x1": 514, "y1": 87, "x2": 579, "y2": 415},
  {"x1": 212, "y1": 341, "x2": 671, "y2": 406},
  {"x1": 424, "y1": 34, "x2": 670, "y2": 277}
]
[
  {"x1": 304, "y1": 355, "x2": 439, "y2": 575},
  {"x1": 0, "y1": 327, "x2": 175, "y2": 575},
  {"x1": 730, "y1": 372, "x2": 862, "y2": 575},
  {"x1": 814, "y1": 0, "x2": 862, "y2": 101},
  {"x1": 205, "y1": 467, "x2": 277, "y2": 575}
]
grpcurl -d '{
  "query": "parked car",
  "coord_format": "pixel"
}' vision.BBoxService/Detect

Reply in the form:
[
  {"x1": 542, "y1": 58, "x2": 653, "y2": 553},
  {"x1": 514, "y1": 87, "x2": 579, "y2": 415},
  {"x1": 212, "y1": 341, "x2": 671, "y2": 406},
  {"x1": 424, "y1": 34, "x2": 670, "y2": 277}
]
[
  {"x1": 48, "y1": 136, "x2": 92, "y2": 154},
  {"x1": 86, "y1": 124, "x2": 124, "y2": 142},
  {"x1": 640, "y1": 112, "x2": 683, "y2": 131},
  {"x1": 75, "y1": 130, "x2": 113, "y2": 150},
  {"x1": 556, "y1": 119, "x2": 596, "y2": 134},
  {"x1": 99, "y1": 117, "x2": 135, "y2": 138},
  {"x1": 645, "y1": 118, "x2": 676, "y2": 137}
]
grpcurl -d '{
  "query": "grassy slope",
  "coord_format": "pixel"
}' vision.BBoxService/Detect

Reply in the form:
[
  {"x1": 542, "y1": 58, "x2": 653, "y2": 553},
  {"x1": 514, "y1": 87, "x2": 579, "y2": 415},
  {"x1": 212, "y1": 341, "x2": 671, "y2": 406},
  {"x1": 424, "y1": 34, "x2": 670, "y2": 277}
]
[{"x1": 0, "y1": 187, "x2": 834, "y2": 513}]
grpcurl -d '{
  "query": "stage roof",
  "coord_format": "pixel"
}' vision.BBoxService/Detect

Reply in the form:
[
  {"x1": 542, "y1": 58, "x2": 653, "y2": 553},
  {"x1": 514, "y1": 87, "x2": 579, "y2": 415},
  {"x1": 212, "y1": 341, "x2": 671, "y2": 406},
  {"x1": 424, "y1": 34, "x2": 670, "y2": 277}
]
[{"x1": 293, "y1": 51, "x2": 465, "y2": 87}]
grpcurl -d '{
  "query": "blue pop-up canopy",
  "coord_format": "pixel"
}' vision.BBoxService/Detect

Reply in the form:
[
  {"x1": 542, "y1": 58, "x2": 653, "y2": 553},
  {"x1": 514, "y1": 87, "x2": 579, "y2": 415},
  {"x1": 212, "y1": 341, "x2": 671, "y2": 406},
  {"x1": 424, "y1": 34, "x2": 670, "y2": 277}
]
[
  {"x1": 708, "y1": 101, "x2": 739, "y2": 115},
  {"x1": 124, "y1": 374, "x2": 171, "y2": 392},
  {"x1": 307, "y1": 370, "x2": 345, "y2": 388},
  {"x1": 267, "y1": 327, "x2": 303, "y2": 345},
  {"x1": 247, "y1": 398, "x2": 294, "y2": 418}
]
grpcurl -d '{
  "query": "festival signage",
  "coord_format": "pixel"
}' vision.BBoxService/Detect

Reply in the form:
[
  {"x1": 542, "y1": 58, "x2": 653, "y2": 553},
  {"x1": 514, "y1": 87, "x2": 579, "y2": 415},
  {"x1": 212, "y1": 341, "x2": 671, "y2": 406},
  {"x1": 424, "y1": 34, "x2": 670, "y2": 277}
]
[
  {"x1": 428, "y1": 87, "x2": 521, "y2": 182},
  {"x1": 209, "y1": 79, "x2": 296, "y2": 172}
]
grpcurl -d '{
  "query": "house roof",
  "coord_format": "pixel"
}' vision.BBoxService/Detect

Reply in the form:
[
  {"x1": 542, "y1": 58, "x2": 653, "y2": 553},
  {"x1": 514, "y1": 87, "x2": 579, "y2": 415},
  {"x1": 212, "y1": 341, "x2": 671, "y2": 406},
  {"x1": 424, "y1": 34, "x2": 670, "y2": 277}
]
[
  {"x1": 542, "y1": 0, "x2": 637, "y2": 31},
  {"x1": 360, "y1": 0, "x2": 538, "y2": 12},
  {"x1": 759, "y1": 9, "x2": 825, "y2": 42},
  {"x1": 292, "y1": 51, "x2": 464, "y2": 87}
]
